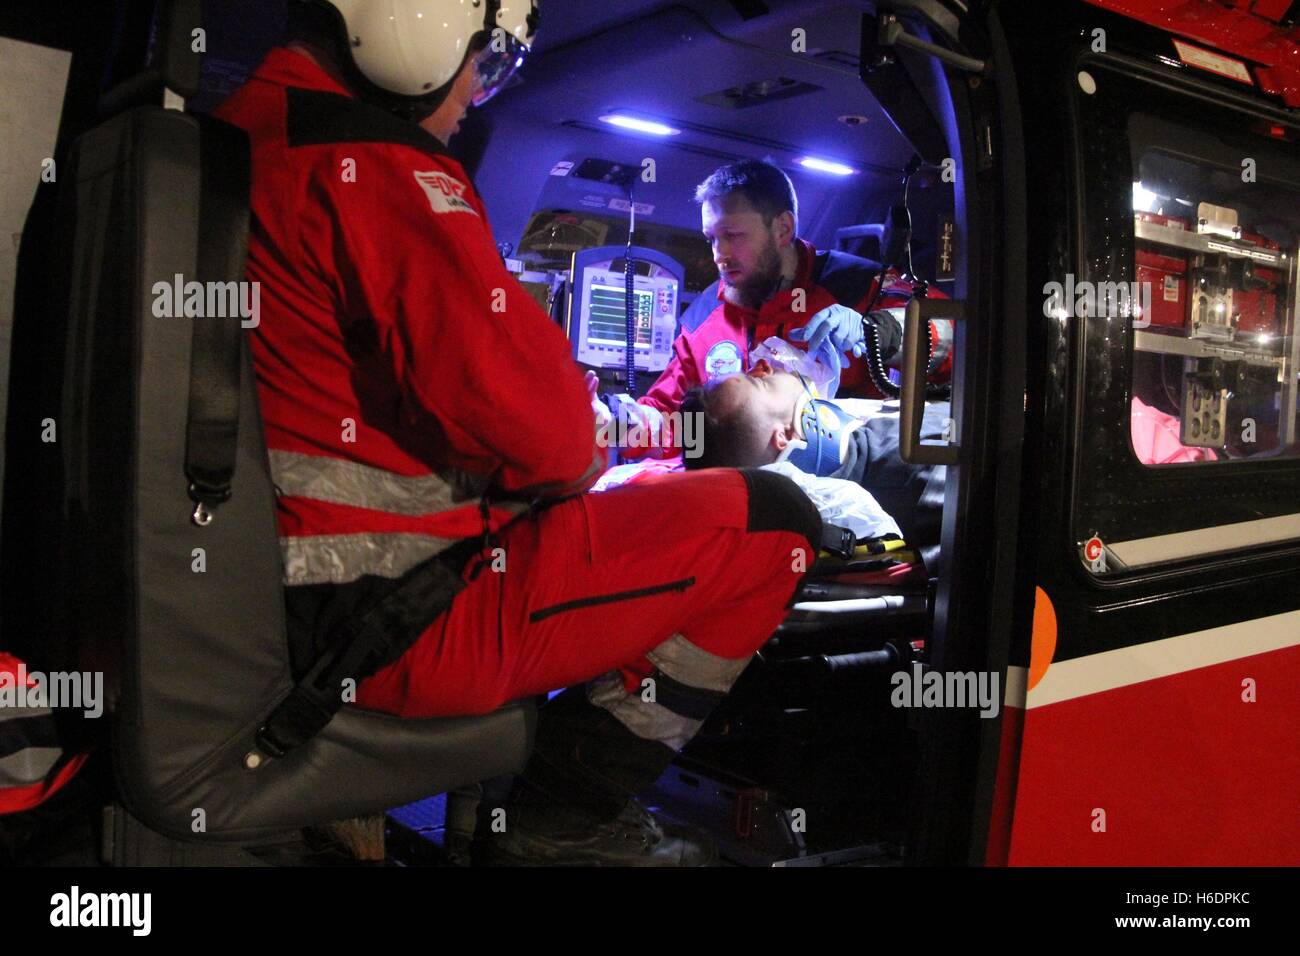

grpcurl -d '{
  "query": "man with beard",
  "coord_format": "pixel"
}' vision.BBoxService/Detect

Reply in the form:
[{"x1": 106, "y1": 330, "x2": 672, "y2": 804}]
[{"x1": 603, "y1": 158, "x2": 918, "y2": 457}]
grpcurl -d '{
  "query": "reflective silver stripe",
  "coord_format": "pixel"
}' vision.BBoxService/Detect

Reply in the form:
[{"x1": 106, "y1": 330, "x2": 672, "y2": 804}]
[
  {"x1": 587, "y1": 671, "x2": 703, "y2": 752},
  {"x1": 281, "y1": 532, "x2": 459, "y2": 586},
  {"x1": 587, "y1": 636, "x2": 752, "y2": 750},
  {"x1": 269, "y1": 449, "x2": 487, "y2": 516},
  {"x1": 647, "y1": 634, "x2": 750, "y2": 693},
  {"x1": 0, "y1": 747, "x2": 61, "y2": 788}
]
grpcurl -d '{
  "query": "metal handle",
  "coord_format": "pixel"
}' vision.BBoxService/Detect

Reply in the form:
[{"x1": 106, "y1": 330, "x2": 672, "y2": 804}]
[
  {"x1": 877, "y1": 13, "x2": 989, "y2": 76},
  {"x1": 899, "y1": 297, "x2": 963, "y2": 465}
]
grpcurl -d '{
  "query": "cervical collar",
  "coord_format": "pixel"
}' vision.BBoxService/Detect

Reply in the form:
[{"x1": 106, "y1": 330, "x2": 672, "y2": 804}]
[{"x1": 778, "y1": 395, "x2": 864, "y2": 477}]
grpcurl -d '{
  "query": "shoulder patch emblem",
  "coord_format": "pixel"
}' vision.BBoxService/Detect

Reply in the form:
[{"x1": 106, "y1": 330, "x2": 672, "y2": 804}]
[
  {"x1": 413, "y1": 170, "x2": 479, "y2": 217},
  {"x1": 703, "y1": 340, "x2": 744, "y2": 381}
]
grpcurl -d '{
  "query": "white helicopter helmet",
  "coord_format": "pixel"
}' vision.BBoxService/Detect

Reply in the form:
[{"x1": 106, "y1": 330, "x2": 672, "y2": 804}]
[{"x1": 295, "y1": 0, "x2": 538, "y2": 120}]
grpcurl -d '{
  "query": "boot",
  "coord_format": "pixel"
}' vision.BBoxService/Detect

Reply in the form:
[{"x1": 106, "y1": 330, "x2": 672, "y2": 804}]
[
  {"x1": 443, "y1": 783, "x2": 481, "y2": 867},
  {"x1": 484, "y1": 794, "x2": 715, "y2": 867},
  {"x1": 480, "y1": 687, "x2": 717, "y2": 866}
]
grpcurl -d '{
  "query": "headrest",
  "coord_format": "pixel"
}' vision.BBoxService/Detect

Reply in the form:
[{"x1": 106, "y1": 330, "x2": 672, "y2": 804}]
[
  {"x1": 98, "y1": 0, "x2": 204, "y2": 116},
  {"x1": 833, "y1": 223, "x2": 886, "y2": 262}
]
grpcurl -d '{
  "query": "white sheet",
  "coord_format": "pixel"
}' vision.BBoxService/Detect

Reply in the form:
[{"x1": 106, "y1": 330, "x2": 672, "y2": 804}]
[{"x1": 760, "y1": 461, "x2": 901, "y2": 540}]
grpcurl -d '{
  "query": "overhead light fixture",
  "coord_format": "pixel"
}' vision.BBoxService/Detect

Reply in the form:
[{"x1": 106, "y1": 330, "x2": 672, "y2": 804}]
[
  {"x1": 798, "y1": 156, "x2": 857, "y2": 176},
  {"x1": 598, "y1": 114, "x2": 681, "y2": 136}
]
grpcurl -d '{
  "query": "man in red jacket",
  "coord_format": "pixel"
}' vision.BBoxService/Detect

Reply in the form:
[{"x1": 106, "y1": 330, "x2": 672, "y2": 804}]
[
  {"x1": 606, "y1": 158, "x2": 948, "y2": 458},
  {"x1": 215, "y1": 0, "x2": 822, "y2": 865}
]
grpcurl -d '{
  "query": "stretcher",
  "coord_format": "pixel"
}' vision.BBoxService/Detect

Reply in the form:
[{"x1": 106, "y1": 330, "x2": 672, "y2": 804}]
[{"x1": 590, "y1": 455, "x2": 931, "y2": 666}]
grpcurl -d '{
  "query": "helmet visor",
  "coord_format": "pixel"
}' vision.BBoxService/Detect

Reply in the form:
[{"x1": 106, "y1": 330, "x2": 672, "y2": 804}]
[{"x1": 471, "y1": 31, "x2": 528, "y2": 107}]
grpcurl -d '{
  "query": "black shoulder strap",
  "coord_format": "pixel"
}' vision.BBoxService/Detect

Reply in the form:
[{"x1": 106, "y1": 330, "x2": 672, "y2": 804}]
[
  {"x1": 184, "y1": 116, "x2": 251, "y2": 521},
  {"x1": 284, "y1": 86, "x2": 480, "y2": 195},
  {"x1": 285, "y1": 87, "x2": 451, "y2": 154},
  {"x1": 255, "y1": 538, "x2": 480, "y2": 760}
]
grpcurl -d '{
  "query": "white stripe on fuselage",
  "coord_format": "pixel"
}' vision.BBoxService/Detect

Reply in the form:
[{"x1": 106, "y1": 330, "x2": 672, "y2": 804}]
[{"x1": 1002, "y1": 608, "x2": 1300, "y2": 709}]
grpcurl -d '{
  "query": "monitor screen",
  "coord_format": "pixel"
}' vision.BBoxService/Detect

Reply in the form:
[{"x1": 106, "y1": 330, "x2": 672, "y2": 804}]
[{"x1": 586, "y1": 284, "x2": 653, "y2": 350}]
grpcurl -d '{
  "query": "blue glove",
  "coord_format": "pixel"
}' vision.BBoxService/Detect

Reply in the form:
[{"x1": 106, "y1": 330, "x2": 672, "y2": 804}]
[
  {"x1": 811, "y1": 337, "x2": 843, "y2": 398},
  {"x1": 788, "y1": 304, "x2": 866, "y2": 367}
]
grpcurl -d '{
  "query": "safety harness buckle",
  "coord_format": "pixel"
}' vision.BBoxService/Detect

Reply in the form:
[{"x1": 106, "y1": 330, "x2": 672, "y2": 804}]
[
  {"x1": 820, "y1": 523, "x2": 857, "y2": 560},
  {"x1": 254, "y1": 539, "x2": 479, "y2": 762},
  {"x1": 188, "y1": 481, "x2": 232, "y2": 526}
]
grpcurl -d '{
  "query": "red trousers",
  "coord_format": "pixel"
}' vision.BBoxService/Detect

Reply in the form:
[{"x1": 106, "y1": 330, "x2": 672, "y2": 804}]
[{"x1": 355, "y1": 469, "x2": 817, "y2": 719}]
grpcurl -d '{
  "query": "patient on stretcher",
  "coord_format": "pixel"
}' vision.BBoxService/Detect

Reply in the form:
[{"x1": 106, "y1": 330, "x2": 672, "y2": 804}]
[{"x1": 680, "y1": 365, "x2": 949, "y2": 568}]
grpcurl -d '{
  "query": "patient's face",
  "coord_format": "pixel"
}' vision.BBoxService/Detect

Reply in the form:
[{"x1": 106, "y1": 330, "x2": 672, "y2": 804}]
[{"x1": 713, "y1": 363, "x2": 806, "y2": 434}]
